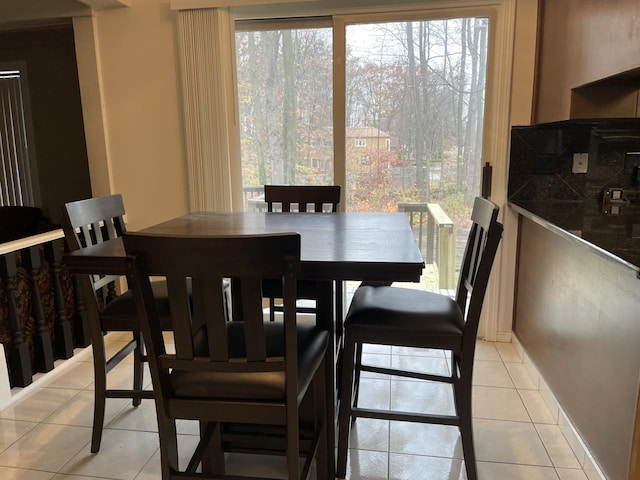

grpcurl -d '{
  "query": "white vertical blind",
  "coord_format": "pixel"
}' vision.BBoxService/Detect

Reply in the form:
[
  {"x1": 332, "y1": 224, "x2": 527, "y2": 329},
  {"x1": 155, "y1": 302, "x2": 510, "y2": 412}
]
[
  {"x1": 177, "y1": 7, "x2": 242, "y2": 212},
  {"x1": 0, "y1": 70, "x2": 34, "y2": 207}
]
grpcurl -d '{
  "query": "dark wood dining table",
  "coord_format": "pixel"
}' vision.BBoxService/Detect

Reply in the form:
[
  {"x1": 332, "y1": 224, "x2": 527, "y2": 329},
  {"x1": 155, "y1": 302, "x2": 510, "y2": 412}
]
[{"x1": 63, "y1": 211, "x2": 424, "y2": 476}]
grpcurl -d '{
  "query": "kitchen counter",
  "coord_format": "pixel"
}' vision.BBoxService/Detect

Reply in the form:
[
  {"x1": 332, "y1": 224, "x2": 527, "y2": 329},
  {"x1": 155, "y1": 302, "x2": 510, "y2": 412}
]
[
  {"x1": 509, "y1": 118, "x2": 640, "y2": 274},
  {"x1": 510, "y1": 200, "x2": 640, "y2": 275},
  {"x1": 509, "y1": 119, "x2": 640, "y2": 480}
]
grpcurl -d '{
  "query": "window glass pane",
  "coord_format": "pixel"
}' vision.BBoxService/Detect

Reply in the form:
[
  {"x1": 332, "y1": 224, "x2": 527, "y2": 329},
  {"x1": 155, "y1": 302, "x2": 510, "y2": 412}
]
[
  {"x1": 345, "y1": 18, "x2": 489, "y2": 217},
  {"x1": 345, "y1": 18, "x2": 489, "y2": 292},
  {"x1": 235, "y1": 27, "x2": 333, "y2": 210}
]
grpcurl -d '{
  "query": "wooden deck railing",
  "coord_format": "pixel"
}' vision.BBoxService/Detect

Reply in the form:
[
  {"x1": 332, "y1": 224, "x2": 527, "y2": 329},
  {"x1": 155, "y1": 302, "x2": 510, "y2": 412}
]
[
  {"x1": 397, "y1": 202, "x2": 456, "y2": 289},
  {"x1": 0, "y1": 229, "x2": 85, "y2": 405},
  {"x1": 243, "y1": 185, "x2": 265, "y2": 211}
]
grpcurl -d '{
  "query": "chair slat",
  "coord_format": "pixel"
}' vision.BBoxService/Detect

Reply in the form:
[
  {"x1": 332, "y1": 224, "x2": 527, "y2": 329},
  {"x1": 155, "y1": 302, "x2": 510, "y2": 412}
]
[
  {"x1": 194, "y1": 276, "x2": 228, "y2": 361},
  {"x1": 104, "y1": 217, "x2": 118, "y2": 239},
  {"x1": 167, "y1": 275, "x2": 194, "y2": 360},
  {"x1": 79, "y1": 226, "x2": 92, "y2": 249},
  {"x1": 239, "y1": 276, "x2": 268, "y2": 361},
  {"x1": 91, "y1": 221, "x2": 105, "y2": 243}
]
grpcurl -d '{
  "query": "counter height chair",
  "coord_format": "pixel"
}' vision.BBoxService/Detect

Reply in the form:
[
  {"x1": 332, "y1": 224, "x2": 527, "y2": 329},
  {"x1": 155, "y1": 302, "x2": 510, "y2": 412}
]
[
  {"x1": 263, "y1": 184, "x2": 342, "y2": 323},
  {"x1": 336, "y1": 196, "x2": 503, "y2": 480},
  {"x1": 62, "y1": 195, "x2": 230, "y2": 453},
  {"x1": 123, "y1": 232, "x2": 330, "y2": 480}
]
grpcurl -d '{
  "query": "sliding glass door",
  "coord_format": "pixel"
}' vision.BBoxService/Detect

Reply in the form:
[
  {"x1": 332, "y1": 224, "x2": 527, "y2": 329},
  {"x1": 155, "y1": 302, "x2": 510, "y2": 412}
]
[
  {"x1": 341, "y1": 17, "x2": 488, "y2": 291},
  {"x1": 235, "y1": 14, "x2": 490, "y2": 290}
]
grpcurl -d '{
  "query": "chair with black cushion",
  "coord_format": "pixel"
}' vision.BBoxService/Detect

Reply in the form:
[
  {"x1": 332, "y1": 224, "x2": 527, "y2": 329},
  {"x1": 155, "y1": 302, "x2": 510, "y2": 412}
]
[
  {"x1": 123, "y1": 232, "x2": 330, "y2": 480},
  {"x1": 336, "y1": 196, "x2": 503, "y2": 480},
  {"x1": 61, "y1": 194, "x2": 228, "y2": 453},
  {"x1": 263, "y1": 184, "x2": 342, "y2": 323}
]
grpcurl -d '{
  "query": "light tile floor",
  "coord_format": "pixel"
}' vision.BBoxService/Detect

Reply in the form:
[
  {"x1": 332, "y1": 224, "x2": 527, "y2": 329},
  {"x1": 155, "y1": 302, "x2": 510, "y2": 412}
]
[{"x1": 0, "y1": 333, "x2": 595, "y2": 480}]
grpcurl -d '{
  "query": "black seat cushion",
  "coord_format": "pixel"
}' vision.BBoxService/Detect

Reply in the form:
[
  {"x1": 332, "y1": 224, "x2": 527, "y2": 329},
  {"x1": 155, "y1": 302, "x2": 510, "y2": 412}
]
[
  {"x1": 345, "y1": 285, "x2": 465, "y2": 348},
  {"x1": 171, "y1": 321, "x2": 329, "y2": 401},
  {"x1": 100, "y1": 280, "x2": 174, "y2": 330}
]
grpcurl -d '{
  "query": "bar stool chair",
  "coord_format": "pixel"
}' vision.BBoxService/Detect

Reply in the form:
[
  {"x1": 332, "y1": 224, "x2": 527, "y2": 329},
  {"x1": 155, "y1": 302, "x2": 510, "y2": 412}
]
[
  {"x1": 62, "y1": 194, "x2": 229, "y2": 452},
  {"x1": 336, "y1": 196, "x2": 503, "y2": 480},
  {"x1": 123, "y1": 232, "x2": 330, "y2": 480},
  {"x1": 262, "y1": 184, "x2": 342, "y2": 323},
  {"x1": 61, "y1": 194, "x2": 174, "y2": 452}
]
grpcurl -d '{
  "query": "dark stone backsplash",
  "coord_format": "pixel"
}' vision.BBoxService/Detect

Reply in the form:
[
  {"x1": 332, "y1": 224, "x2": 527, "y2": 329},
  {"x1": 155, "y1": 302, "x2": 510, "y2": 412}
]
[{"x1": 508, "y1": 118, "x2": 640, "y2": 268}]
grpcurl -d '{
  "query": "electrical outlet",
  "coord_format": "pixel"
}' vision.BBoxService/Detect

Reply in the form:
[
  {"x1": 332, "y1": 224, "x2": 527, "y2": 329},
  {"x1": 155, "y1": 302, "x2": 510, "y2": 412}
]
[{"x1": 572, "y1": 153, "x2": 588, "y2": 173}]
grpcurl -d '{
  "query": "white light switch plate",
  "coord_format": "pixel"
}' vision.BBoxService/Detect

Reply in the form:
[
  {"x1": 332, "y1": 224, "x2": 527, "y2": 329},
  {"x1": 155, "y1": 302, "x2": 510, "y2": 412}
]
[{"x1": 572, "y1": 153, "x2": 588, "y2": 173}]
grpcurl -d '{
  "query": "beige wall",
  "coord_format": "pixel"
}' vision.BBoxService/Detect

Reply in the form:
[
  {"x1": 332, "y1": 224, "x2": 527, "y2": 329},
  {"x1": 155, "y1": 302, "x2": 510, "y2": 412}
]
[
  {"x1": 75, "y1": 0, "x2": 189, "y2": 230},
  {"x1": 535, "y1": 0, "x2": 640, "y2": 123}
]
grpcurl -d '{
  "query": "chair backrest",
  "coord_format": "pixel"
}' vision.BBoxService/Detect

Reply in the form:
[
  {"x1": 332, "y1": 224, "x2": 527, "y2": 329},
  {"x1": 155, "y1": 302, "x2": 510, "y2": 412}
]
[
  {"x1": 123, "y1": 232, "x2": 301, "y2": 394},
  {"x1": 455, "y1": 197, "x2": 503, "y2": 348},
  {"x1": 61, "y1": 194, "x2": 127, "y2": 295},
  {"x1": 264, "y1": 185, "x2": 341, "y2": 213},
  {"x1": 62, "y1": 194, "x2": 127, "y2": 252}
]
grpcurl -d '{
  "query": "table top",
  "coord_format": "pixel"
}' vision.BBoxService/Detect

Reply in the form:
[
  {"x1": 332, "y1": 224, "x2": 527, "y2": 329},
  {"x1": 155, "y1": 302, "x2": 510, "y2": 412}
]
[{"x1": 64, "y1": 211, "x2": 424, "y2": 282}]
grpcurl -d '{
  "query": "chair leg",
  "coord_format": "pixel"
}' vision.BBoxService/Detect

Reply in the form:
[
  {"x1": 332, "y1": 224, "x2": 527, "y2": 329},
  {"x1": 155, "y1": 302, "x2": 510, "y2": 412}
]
[
  {"x1": 211, "y1": 423, "x2": 225, "y2": 474},
  {"x1": 157, "y1": 417, "x2": 179, "y2": 480},
  {"x1": 352, "y1": 342, "x2": 363, "y2": 411},
  {"x1": 451, "y1": 352, "x2": 460, "y2": 413},
  {"x1": 91, "y1": 334, "x2": 108, "y2": 453},
  {"x1": 200, "y1": 421, "x2": 225, "y2": 475},
  {"x1": 286, "y1": 402, "x2": 300, "y2": 480},
  {"x1": 314, "y1": 360, "x2": 329, "y2": 480},
  {"x1": 132, "y1": 332, "x2": 144, "y2": 407},
  {"x1": 337, "y1": 331, "x2": 357, "y2": 479},
  {"x1": 457, "y1": 358, "x2": 477, "y2": 480},
  {"x1": 335, "y1": 280, "x2": 344, "y2": 331}
]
